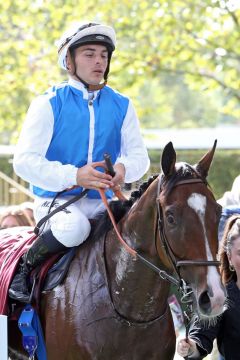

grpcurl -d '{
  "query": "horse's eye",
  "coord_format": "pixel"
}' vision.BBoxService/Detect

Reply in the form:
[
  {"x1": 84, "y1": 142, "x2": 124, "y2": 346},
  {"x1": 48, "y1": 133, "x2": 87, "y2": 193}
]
[{"x1": 166, "y1": 214, "x2": 175, "y2": 225}]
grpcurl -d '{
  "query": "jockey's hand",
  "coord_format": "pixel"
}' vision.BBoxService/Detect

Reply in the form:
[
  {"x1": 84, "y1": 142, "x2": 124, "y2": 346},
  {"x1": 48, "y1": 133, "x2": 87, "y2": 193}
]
[
  {"x1": 111, "y1": 163, "x2": 125, "y2": 192},
  {"x1": 76, "y1": 162, "x2": 114, "y2": 190},
  {"x1": 177, "y1": 338, "x2": 198, "y2": 358}
]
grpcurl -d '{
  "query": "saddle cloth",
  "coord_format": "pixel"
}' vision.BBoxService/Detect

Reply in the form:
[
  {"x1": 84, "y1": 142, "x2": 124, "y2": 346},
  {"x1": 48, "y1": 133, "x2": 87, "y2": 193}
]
[
  {"x1": 0, "y1": 227, "x2": 36, "y2": 315},
  {"x1": 0, "y1": 227, "x2": 76, "y2": 315}
]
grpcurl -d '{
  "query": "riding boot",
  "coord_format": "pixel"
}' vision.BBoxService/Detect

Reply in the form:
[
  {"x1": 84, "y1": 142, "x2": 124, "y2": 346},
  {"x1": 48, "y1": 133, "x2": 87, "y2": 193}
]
[{"x1": 8, "y1": 229, "x2": 67, "y2": 303}]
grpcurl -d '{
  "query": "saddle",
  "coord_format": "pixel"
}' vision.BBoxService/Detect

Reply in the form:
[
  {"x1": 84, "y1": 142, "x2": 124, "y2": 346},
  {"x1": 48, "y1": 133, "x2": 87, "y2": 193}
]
[{"x1": 30, "y1": 247, "x2": 76, "y2": 310}]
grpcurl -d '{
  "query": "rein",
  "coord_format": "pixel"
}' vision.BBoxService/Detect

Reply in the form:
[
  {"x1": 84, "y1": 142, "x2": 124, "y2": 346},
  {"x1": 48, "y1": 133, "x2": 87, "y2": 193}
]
[
  {"x1": 100, "y1": 176, "x2": 220, "y2": 288},
  {"x1": 34, "y1": 189, "x2": 89, "y2": 235},
  {"x1": 33, "y1": 155, "x2": 124, "y2": 236},
  {"x1": 100, "y1": 175, "x2": 220, "y2": 359},
  {"x1": 98, "y1": 188, "x2": 181, "y2": 287},
  {"x1": 35, "y1": 170, "x2": 220, "y2": 292},
  {"x1": 34, "y1": 161, "x2": 220, "y2": 356}
]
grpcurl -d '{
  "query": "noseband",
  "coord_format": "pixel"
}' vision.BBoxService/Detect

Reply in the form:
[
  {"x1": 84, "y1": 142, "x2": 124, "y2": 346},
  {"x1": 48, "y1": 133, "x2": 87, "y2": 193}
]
[{"x1": 156, "y1": 176, "x2": 220, "y2": 280}]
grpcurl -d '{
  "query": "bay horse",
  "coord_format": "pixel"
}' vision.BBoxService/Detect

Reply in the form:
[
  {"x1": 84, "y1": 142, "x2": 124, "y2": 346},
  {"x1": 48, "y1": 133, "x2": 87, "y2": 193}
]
[{"x1": 8, "y1": 141, "x2": 226, "y2": 360}]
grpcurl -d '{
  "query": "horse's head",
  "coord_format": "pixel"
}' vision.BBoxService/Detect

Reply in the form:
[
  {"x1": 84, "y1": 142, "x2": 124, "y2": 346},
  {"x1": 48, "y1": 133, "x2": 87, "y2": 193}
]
[{"x1": 158, "y1": 141, "x2": 226, "y2": 319}]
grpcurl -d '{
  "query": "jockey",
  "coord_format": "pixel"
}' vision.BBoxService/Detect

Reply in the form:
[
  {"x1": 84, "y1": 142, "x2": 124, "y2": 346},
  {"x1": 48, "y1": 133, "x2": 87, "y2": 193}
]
[{"x1": 9, "y1": 22, "x2": 150, "y2": 302}]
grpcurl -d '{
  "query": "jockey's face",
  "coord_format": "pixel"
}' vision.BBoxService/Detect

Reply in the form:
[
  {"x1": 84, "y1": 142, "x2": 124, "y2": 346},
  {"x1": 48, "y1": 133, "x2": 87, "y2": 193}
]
[{"x1": 67, "y1": 44, "x2": 108, "y2": 85}]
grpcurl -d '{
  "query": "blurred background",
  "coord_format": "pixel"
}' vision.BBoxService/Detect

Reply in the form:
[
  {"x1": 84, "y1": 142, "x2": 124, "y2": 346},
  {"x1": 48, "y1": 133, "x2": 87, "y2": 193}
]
[
  {"x1": 1, "y1": 0, "x2": 240, "y2": 207},
  {"x1": 1, "y1": 1, "x2": 239, "y2": 358},
  {"x1": 1, "y1": 0, "x2": 239, "y2": 209}
]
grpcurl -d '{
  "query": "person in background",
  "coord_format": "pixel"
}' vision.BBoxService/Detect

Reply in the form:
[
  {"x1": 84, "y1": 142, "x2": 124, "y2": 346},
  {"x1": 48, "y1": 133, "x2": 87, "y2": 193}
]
[
  {"x1": 218, "y1": 205, "x2": 240, "y2": 243},
  {"x1": 218, "y1": 175, "x2": 240, "y2": 250},
  {"x1": 216, "y1": 176, "x2": 240, "y2": 360},
  {"x1": 9, "y1": 22, "x2": 149, "y2": 303},
  {"x1": 218, "y1": 175, "x2": 240, "y2": 207},
  {"x1": 0, "y1": 206, "x2": 33, "y2": 229},
  {"x1": 176, "y1": 214, "x2": 240, "y2": 360}
]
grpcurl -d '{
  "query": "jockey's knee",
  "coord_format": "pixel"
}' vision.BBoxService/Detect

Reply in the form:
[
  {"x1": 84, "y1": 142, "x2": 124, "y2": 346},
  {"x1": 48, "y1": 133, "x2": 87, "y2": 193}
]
[{"x1": 50, "y1": 211, "x2": 91, "y2": 247}]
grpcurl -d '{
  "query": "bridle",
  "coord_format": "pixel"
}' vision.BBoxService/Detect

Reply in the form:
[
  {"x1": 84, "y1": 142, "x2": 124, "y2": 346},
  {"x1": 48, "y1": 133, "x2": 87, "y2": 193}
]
[
  {"x1": 156, "y1": 176, "x2": 220, "y2": 280},
  {"x1": 101, "y1": 174, "x2": 221, "y2": 357},
  {"x1": 34, "y1": 157, "x2": 221, "y2": 360},
  {"x1": 99, "y1": 174, "x2": 220, "y2": 290},
  {"x1": 36, "y1": 171, "x2": 220, "y2": 288},
  {"x1": 36, "y1": 170, "x2": 221, "y2": 354},
  {"x1": 155, "y1": 175, "x2": 221, "y2": 356}
]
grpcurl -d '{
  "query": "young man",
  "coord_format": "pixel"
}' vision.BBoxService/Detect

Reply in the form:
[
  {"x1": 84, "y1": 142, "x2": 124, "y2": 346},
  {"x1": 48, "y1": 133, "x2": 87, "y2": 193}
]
[{"x1": 9, "y1": 22, "x2": 150, "y2": 302}]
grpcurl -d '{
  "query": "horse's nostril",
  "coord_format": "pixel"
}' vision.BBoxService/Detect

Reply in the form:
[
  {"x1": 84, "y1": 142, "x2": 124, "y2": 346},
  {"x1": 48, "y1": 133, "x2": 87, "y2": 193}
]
[{"x1": 199, "y1": 290, "x2": 211, "y2": 315}]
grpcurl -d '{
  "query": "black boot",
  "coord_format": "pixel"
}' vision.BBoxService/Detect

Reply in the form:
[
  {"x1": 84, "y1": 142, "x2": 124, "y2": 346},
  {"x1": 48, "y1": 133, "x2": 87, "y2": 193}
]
[{"x1": 9, "y1": 230, "x2": 67, "y2": 303}]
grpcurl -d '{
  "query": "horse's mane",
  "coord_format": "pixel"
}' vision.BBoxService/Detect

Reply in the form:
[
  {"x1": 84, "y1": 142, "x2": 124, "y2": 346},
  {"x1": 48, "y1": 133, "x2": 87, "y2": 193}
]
[
  {"x1": 92, "y1": 175, "x2": 158, "y2": 239},
  {"x1": 92, "y1": 162, "x2": 207, "y2": 240}
]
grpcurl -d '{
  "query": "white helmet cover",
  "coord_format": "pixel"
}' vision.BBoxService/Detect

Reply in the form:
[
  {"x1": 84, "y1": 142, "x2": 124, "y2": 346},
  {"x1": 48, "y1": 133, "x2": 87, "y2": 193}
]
[{"x1": 57, "y1": 23, "x2": 116, "y2": 70}]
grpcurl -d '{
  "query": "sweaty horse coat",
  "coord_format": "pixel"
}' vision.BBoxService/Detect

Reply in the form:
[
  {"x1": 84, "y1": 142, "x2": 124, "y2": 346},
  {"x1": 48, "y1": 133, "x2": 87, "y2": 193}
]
[
  {"x1": 41, "y1": 234, "x2": 175, "y2": 359},
  {"x1": 8, "y1": 142, "x2": 226, "y2": 360}
]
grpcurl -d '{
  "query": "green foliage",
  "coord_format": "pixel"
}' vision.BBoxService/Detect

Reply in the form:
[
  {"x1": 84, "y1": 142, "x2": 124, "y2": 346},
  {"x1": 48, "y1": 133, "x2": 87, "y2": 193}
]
[
  {"x1": 134, "y1": 74, "x2": 229, "y2": 128},
  {"x1": 0, "y1": 0, "x2": 240, "y2": 144},
  {"x1": 0, "y1": 157, "x2": 13, "y2": 177},
  {"x1": 149, "y1": 148, "x2": 240, "y2": 199}
]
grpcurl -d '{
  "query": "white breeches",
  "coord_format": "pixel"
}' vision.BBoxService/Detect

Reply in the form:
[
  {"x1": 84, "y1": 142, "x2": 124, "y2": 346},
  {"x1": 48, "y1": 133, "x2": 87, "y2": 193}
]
[{"x1": 34, "y1": 196, "x2": 106, "y2": 247}]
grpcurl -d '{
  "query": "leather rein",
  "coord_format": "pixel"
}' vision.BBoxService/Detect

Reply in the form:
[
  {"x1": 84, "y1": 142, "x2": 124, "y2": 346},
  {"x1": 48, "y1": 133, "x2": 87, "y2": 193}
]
[
  {"x1": 100, "y1": 176, "x2": 220, "y2": 289},
  {"x1": 35, "y1": 168, "x2": 220, "y2": 289},
  {"x1": 33, "y1": 159, "x2": 220, "y2": 358},
  {"x1": 100, "y1": 175, "x2": 221, "y2": 357},
  {"x1": 34, "y1": 164, "x2": 220, "y2": 352}
]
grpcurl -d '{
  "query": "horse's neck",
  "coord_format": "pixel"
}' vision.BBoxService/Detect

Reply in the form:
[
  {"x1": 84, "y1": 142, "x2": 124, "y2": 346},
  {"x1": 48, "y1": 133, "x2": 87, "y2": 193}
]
[{"x1": 105, "y1": 184, "x2": 171, "y2": 322}]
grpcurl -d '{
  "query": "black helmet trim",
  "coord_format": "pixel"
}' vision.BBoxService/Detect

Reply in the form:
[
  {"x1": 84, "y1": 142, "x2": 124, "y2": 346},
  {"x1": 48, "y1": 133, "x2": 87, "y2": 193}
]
[{"x1": 70, "y1": 34, "x2": 115, "y2": 53}]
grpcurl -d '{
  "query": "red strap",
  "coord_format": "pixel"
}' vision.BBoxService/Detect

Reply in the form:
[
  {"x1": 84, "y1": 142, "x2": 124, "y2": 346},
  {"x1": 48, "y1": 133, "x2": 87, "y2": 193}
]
[
  {"x1": 113, "y1": 188, "x2": 127, "y2": 201},
  {"x1": 98, "y1": 189, "x2": 136, "y2": 257}
]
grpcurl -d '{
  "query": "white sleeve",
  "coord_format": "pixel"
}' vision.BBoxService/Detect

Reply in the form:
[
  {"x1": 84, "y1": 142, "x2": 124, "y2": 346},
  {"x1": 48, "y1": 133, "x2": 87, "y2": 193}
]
[
  {"x1": 116, "y1": 100, "x2": 150, "y2": 183},
  {"x1": 13, "y1": 96, "x2": 78, "y2": 192}
]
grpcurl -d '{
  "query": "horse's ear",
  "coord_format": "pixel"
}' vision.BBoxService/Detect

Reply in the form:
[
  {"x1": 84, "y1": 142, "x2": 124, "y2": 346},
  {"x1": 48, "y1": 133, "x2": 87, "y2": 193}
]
[
  {"x1": 161, "y1": 142, "x2": 176, "y2": 176},
  {"x1": 195, "y1": 140, "x2": 217, "y2": 178}
]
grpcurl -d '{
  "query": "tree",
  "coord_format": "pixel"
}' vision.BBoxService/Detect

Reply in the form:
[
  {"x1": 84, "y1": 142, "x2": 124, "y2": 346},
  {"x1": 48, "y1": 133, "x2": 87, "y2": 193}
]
[
  {"x1": 109, "y1": 0, "x2": 240, "y2": 125},
  {"x1": 0, "y1": 0, "x2": 239, "y2": 143}
]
